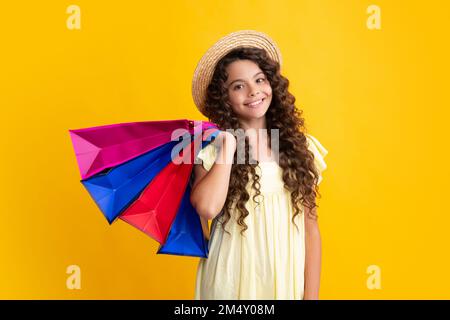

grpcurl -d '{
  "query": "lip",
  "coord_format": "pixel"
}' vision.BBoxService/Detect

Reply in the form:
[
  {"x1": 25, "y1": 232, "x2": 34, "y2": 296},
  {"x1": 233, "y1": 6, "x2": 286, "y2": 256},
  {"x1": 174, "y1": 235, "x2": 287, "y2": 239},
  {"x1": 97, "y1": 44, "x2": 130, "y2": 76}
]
[{"x1": 244, "y1": 98, "x2": 265, "y2": 108}]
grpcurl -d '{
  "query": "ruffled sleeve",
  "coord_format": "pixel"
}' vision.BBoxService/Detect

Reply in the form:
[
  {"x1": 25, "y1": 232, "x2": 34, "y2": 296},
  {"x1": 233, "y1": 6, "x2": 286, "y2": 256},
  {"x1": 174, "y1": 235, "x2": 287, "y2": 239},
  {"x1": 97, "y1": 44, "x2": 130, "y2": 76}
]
[
  {"x1": 196, "y1": 142, "x2": 218, "y2": 172},
  {"x1": 305, "y1": 133, "x2": 329, "y2": 185}
]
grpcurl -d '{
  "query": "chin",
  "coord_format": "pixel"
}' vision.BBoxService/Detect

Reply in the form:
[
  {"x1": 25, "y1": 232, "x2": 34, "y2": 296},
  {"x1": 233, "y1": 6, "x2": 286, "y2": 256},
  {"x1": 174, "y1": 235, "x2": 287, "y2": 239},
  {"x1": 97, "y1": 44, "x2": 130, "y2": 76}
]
[{"x1": 245, "y1": 109, "x2": 268, "y2": 119}]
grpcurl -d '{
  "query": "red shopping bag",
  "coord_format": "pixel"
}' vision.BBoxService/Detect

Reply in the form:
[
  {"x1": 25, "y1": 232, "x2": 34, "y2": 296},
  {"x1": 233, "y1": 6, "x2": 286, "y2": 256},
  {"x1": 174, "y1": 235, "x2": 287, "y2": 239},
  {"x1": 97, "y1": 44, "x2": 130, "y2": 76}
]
[{"x1": 119, "y1": 132, "x2": 202, "y2": 244}]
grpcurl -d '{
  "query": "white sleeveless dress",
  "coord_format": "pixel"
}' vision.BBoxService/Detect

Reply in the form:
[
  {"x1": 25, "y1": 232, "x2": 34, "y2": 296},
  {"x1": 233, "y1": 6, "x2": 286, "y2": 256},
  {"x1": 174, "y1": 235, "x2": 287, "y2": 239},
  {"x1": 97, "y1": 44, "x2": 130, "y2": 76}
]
[{"x1": 194, "y1": 133, "x2": 328, "y2": 300}]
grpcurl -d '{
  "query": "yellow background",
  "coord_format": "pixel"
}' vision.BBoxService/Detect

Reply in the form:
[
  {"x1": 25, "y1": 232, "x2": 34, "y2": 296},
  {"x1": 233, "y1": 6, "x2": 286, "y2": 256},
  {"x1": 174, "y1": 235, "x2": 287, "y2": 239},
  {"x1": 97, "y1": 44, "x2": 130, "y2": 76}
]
[{"x1": 0, "y1": 0, "x2": 448, "y2": 299}]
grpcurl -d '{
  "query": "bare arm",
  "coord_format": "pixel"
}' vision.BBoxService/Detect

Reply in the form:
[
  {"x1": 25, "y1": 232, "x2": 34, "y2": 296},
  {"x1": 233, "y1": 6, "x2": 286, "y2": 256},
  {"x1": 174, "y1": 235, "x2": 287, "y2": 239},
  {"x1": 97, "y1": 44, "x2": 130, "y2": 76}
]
[
  {"x1": 303, "y1": 205, "x2": 322, "y2": 300},
  {"x1": 190, "y1": 131, "x2": 236, "y2": 221}
]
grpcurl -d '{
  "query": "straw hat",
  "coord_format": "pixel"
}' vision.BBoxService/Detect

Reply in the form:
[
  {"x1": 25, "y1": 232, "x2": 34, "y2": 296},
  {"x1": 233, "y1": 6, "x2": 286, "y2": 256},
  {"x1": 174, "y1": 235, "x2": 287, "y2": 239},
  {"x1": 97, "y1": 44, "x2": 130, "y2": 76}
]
[{"x1": 191, "y1": 30, "x2": 283, "y2": 116}]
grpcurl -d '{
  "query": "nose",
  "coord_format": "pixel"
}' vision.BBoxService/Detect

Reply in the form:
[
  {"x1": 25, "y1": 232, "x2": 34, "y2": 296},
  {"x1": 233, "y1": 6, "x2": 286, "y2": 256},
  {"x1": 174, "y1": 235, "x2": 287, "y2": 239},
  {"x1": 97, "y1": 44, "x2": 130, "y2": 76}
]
[{"x1": 248, "y1": 84, "x2": 261, "y2": 97}]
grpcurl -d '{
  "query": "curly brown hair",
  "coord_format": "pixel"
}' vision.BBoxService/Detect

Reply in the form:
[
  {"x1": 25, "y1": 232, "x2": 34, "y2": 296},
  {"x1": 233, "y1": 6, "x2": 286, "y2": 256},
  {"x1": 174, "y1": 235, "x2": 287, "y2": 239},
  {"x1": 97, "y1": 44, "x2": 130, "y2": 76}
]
[{"x1": 203, "y1": 46, "x2": 322, "y2": 236}]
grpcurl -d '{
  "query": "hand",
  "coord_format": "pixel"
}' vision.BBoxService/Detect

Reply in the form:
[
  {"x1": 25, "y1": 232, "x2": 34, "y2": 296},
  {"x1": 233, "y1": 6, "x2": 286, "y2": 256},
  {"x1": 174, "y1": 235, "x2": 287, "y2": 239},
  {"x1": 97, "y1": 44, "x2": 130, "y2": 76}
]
[
  {"x1": 203, "y1": 130, "x2": 236, "y2": 164},
  {"x1": 215, "y1": 131, "x2": 236, "y2": 152}
]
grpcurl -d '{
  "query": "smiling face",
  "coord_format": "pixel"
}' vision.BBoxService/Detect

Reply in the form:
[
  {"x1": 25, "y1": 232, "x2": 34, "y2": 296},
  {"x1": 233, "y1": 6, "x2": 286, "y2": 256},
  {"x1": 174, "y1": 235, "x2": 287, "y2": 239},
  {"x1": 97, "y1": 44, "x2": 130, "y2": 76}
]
[{"x1": 224, "y1": 59, "x2": 273, "y2": 124}]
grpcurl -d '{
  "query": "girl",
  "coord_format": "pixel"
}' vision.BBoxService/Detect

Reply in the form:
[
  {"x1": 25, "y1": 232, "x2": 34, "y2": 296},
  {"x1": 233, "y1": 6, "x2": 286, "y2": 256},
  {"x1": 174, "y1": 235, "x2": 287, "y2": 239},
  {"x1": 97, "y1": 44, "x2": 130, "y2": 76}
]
[{"x1": 190, "y1": 30, "x2": 328, "y2": 300}]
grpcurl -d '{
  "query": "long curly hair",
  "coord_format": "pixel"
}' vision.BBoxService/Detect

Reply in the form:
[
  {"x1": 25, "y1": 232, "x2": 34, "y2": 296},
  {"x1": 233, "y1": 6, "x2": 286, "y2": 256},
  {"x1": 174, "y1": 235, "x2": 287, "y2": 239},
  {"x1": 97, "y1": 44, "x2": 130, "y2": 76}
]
[{"x1": 203, "y1": 46, "x2": 322, "y2": 236}]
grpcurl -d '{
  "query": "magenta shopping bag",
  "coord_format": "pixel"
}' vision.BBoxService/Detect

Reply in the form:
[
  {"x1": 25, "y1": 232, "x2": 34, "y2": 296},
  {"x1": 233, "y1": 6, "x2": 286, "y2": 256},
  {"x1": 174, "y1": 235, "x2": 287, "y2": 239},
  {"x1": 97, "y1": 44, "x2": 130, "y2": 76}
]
[{"x1": 69, "y1": 119, "x2": 217, "y2": 179}]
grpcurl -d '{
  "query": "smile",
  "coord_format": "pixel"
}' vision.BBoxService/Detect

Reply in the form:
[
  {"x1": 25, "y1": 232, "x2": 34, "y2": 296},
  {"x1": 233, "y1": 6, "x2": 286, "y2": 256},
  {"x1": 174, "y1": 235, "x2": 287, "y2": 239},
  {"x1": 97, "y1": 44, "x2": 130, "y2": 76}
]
[{"x1": 244, "y1": 98, "x2": 265, "y2": 108}]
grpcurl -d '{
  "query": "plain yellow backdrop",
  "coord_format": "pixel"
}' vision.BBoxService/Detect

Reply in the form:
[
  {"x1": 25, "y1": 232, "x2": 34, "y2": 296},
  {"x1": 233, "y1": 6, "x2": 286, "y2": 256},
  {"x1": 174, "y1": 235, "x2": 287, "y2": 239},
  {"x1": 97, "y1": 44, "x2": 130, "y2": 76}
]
[{"x1": 0, "y1": 0, "x2": 449, "y2": 299}]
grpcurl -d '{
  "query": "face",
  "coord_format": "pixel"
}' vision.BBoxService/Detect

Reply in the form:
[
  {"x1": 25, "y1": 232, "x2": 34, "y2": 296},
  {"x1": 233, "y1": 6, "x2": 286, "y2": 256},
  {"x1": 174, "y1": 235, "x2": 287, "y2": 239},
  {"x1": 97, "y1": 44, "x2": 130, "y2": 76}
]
[{"x1": 224, "y1": 59, "x2": 272, "y2": 123}]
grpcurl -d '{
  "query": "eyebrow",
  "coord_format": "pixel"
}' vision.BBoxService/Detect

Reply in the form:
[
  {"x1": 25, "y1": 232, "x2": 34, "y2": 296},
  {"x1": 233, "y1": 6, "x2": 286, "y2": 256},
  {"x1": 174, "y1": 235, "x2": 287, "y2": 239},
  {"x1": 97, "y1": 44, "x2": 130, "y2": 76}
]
[{"x1": 227, "y1": 71, "x2": 265, "y2": 87}]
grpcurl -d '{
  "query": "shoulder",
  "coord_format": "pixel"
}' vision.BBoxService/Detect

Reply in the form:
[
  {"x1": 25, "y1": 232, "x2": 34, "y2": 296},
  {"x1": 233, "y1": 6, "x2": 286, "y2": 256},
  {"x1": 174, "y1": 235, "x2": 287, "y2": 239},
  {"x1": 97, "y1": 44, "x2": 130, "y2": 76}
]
[
  {"x1": 305, "y1": 133, "x2": 329, "y2": 184},
  {"x1": 305, "y1": 133, "x2": 328, "y2": 156}
]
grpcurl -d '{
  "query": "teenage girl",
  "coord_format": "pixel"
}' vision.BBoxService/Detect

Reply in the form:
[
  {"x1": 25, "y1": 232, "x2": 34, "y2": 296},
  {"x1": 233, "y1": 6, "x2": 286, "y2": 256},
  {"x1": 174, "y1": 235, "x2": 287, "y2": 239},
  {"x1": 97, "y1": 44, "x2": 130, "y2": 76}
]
[{"x1": 190, "y1": 30, "x2": 328, "y2": 300}]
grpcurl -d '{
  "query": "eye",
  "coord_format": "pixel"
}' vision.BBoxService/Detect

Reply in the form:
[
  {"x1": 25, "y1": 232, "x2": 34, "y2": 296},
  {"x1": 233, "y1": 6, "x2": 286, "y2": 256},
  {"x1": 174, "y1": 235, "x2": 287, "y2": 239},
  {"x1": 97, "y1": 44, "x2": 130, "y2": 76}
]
[
  {"x1": 256, "y1": 77, "x2": 266, "y2": 83},
  {"x1": 233, "y1": 84, "x2": 243, "y2": 90}
]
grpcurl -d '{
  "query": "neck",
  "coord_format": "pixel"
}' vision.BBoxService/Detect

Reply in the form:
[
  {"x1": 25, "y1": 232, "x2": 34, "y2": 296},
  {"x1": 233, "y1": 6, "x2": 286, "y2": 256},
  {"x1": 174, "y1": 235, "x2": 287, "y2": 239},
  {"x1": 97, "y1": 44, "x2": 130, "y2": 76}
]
[
  {"x1": 239, "y1": 116, "x2": 267, "y2": 132},
  {"x1": 238, "y1": 117, "x2": 272, "y2": 159}
]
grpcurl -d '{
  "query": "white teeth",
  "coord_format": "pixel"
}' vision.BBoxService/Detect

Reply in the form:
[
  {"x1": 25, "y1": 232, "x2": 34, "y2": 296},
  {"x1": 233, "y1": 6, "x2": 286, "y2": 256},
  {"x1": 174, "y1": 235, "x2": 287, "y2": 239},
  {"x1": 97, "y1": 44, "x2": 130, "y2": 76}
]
[{"x1": 246, "y1": 99, "x2": 263, "y2": 107}]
